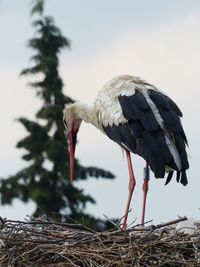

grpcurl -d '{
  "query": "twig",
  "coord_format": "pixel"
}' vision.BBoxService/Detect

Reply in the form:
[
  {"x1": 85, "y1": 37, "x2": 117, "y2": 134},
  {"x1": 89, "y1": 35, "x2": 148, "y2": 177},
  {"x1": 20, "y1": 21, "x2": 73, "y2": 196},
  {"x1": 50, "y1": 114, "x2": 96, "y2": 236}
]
[
  {"x1": 152, "y1": 216, "x2": 188, "y2": 229},
  {"x1": 103, "y1": 214, "x2": 121, "y2": 230}
]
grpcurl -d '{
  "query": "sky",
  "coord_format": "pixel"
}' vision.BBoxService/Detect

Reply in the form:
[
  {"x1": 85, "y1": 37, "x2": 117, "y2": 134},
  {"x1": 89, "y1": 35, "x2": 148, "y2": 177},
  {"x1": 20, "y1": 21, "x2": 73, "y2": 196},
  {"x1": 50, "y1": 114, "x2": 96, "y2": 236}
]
[{"x1": 0, "y1": 0, "x2": 200, "y2": 226}]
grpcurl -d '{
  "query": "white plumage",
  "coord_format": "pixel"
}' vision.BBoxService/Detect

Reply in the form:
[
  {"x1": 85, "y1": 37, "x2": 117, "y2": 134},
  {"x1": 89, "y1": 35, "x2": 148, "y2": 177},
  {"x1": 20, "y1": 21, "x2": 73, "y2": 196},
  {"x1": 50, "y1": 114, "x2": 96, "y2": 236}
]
[{"x1": 96, "y1": 75, "x2": 160, "y2": 127}]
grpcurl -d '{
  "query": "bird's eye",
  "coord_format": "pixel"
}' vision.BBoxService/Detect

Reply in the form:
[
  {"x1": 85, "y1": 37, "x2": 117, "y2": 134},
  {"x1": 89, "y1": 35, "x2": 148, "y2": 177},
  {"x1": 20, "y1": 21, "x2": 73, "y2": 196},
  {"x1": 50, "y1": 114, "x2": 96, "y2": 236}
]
[{"x1": 63, "y1": 117, "x2": 68, "y2": 130}]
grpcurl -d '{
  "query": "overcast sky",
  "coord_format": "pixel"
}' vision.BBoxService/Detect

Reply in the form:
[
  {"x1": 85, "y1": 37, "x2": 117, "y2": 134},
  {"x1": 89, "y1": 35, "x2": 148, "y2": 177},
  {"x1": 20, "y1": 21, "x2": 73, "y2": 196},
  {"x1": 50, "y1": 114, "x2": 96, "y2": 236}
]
[{"x1": 0, "y1": 0, "x2": 200, "y2": 225}]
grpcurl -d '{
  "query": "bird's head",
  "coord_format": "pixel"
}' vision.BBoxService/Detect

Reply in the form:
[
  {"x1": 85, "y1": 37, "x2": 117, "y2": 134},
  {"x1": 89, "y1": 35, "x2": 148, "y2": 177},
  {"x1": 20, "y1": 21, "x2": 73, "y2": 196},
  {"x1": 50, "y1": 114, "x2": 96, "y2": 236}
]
[{"x1": 63, "y1": 103, "x2": 82, "y2": 184}]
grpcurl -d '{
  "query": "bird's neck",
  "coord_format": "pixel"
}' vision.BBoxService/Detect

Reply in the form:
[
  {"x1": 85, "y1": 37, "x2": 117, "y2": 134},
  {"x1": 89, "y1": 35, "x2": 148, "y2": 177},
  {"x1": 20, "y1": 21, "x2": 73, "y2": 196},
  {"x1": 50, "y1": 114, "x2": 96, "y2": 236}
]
[{"x1": 74, "y1": 102, "x2": 100, "y2": 130}]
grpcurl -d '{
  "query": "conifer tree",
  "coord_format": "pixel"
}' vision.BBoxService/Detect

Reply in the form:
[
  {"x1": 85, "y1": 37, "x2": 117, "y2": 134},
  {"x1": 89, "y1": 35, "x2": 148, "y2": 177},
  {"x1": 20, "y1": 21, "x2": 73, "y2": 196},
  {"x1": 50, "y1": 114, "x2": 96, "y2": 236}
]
[{"x1": 0, "y1": 0, "x2": 114, "y2": 228}]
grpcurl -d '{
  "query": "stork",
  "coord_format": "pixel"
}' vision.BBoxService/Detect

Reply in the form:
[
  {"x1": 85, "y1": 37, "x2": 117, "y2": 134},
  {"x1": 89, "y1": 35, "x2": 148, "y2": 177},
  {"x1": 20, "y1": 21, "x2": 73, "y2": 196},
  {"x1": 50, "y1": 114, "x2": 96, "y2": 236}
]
[{"x1": 63, "y1": 75, "x2": 189, "y2": 229}]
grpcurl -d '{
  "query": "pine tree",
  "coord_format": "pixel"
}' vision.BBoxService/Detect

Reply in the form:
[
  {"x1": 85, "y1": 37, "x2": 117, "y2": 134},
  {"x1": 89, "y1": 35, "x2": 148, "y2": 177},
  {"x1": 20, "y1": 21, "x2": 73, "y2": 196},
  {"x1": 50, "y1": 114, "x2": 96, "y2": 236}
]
[{"x1": 0, "y1": 0, "x2": 114, "y2": 229}]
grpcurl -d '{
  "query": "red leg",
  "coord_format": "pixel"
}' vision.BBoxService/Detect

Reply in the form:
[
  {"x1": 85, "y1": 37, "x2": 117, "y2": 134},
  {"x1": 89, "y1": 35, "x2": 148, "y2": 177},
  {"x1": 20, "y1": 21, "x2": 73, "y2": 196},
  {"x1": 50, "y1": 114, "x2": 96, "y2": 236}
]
[
  {"x1": 141, "y1": 163, "x2": 150, "y2": 226},
  {"x1": 121, "y1": 150, "x2": 136, "y2": 230}
]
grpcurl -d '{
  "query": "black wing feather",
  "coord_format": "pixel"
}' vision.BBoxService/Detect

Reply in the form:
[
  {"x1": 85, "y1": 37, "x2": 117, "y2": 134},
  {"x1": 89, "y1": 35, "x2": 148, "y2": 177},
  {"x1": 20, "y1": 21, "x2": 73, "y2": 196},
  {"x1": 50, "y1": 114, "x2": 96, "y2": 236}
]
[
  {"x1": 149, "y1": 90, "x2": 188, "y2": 145},
  {"x1": 118, "y1": 95, "x2": 139, "y2": 120},
  {"x1": 180, "y1": 170, "x2": 188, "y2": 186},
  {"x1": 169, "y1": 98, "x2": 183, "y2": 117},
  {"x1": 103, "y1": 89, "x2": 189, "y2": 186},
  {"x1": 165, "y1": 171, "x2": 174, "y2": 185}
]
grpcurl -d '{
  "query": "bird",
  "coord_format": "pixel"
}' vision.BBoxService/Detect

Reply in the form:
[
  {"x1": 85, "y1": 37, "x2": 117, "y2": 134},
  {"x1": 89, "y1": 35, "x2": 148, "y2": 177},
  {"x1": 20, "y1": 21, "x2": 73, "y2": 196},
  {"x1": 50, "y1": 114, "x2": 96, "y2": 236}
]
[{"x1": 63, "y1": 75, "x2": 189, "y2": 229}]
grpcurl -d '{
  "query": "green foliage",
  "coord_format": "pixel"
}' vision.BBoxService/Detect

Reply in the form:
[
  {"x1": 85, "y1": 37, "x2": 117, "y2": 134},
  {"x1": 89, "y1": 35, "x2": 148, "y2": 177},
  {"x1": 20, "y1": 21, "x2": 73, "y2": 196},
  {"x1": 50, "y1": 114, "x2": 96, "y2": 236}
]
[
  {"x1": 0, "y1": 0, "x2": 115, "y2": 230},
  {"x1": 30, "y1": 0, "x2": 44, "y2": 16}
]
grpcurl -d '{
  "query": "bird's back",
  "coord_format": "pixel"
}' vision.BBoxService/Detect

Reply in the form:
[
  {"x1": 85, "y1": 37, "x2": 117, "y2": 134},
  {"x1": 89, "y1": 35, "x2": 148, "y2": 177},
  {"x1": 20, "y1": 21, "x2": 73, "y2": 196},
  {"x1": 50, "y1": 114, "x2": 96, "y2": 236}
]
[{"x1": 95, "y1": 75, "x2": 166, "y2": 128}]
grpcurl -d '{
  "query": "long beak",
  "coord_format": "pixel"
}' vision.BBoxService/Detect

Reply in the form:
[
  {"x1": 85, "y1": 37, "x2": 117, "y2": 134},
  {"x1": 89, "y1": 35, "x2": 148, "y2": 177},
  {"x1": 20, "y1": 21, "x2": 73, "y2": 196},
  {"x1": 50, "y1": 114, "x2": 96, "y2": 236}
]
[{"x1": 68, "y1": 129, "x2": 78, "y2": 184}]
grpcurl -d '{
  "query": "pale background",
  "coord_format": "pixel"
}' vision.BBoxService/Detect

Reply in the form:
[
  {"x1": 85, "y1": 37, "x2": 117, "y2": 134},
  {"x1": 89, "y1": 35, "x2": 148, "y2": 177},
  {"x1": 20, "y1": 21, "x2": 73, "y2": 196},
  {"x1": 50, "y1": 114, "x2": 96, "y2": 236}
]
[{"x1": 0, "y1": 0, "x2": 200, "y2": 225}]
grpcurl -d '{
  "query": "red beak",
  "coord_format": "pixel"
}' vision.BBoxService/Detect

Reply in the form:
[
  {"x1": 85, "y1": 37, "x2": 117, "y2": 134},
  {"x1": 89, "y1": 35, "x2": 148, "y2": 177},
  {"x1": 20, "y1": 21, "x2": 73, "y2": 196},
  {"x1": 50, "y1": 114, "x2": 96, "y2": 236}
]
[{"x1": 68, "y1": 129, "x2": 78, "y2": 184}]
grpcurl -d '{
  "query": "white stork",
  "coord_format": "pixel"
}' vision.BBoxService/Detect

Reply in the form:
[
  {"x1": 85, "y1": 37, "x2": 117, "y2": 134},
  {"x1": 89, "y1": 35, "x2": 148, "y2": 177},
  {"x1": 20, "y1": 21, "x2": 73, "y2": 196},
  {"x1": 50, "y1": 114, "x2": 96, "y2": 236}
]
[{"x1": 63, "y1": 75, "x2": 189, "y2": 229}]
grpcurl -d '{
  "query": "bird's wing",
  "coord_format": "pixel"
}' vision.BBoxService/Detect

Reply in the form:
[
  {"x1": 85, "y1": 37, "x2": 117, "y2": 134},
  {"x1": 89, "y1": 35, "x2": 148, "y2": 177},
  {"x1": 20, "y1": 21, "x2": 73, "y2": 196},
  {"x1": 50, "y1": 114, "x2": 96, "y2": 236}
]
[
  {"x1": 96, "y1": 76, "x2": 189, "y2": 185},
  {"x1": 145, "y1": 89, "x2": 189, "y2": 185}
]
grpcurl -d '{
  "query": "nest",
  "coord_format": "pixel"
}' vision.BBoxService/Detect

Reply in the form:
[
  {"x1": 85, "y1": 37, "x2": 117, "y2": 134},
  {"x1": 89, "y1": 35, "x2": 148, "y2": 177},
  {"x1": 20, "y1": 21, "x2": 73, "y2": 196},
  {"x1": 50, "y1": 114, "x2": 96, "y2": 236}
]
[{"x1": 0, "y1": 216, "x2": 200, "y2": 267}]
